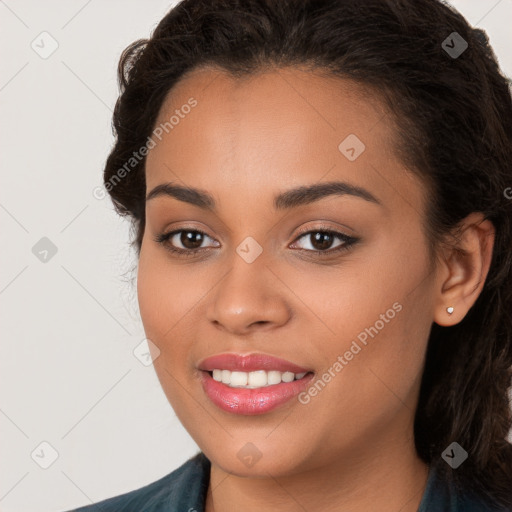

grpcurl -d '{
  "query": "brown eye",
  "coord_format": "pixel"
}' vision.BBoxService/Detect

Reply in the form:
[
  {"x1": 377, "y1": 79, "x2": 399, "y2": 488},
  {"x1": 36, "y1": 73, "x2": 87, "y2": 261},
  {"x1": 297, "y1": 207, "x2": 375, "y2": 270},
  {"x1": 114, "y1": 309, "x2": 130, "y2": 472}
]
[
  {"x1": 308, "y1": 232, "x2": 335, "y2": 251},
  {"x1": 178, "y1": 230, "x2": 205, "y2": 250},
  {"x1": 292, "y1": 230, "x2": 356, "y2": 254},
  {"x1": 154, "y1": 228, "x2": 220, "y2": 257}
]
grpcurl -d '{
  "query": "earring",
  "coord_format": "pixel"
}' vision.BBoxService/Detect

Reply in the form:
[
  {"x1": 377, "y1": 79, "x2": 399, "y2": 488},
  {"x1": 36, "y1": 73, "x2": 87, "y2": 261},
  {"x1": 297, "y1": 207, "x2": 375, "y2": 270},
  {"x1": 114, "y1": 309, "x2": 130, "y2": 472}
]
[{"x1": 446, "y1": 306, "x2": 454, "y2": 315}]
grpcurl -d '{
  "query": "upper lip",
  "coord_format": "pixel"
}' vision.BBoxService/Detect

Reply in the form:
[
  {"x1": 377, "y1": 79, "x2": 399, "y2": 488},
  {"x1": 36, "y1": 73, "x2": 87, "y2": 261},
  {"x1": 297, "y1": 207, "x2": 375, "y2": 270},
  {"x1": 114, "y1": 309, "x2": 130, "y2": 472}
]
[{"x1": 197, "y1": 353, "x2": 312, "y2": 373}]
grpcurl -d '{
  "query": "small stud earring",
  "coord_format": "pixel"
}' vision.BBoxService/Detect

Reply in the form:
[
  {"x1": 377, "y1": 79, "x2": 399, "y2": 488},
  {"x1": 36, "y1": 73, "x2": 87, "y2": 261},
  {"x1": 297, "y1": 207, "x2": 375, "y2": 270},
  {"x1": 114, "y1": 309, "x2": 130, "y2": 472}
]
[{"x1": 446, "y1": 306, "x2": 454, "y2": 315}]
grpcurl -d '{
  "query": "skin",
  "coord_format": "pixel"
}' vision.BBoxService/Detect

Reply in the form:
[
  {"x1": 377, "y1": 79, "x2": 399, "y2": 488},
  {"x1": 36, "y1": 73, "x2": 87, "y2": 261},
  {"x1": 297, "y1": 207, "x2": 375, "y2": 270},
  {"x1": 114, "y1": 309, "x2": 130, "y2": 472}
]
[{"x1": 137, "y1": 66, "x2": 495, "y2": 512}]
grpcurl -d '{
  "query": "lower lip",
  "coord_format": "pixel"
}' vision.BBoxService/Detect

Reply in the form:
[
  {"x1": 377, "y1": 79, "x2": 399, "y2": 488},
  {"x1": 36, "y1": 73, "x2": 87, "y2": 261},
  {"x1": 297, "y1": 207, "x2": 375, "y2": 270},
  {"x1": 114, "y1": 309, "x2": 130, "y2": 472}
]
[{"x1": 199, "y1": 371, "x2": 315, "y2": 415}]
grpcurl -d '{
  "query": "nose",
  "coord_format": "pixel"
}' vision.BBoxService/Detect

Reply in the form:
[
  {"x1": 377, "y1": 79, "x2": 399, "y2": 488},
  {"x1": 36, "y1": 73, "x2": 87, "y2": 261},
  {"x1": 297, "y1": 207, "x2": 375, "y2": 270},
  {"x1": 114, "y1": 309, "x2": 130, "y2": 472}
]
[{"x1": 205, "y1": 258, "x2": 291, "y2": 335}]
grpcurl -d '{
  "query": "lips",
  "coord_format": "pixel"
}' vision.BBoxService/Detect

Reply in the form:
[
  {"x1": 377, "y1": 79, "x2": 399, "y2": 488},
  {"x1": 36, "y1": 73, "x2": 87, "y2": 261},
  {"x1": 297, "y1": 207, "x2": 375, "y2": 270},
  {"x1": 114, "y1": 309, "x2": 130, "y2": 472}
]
[
  {"x1": 197, "y1": 352, "x2": 312, "y2": 373},
  {"x1": 199, "y1": 370, "x2": 315, "y2": 415},
  {"x1": 197, "y1": 352, "x2": 315, "y2": 415}
]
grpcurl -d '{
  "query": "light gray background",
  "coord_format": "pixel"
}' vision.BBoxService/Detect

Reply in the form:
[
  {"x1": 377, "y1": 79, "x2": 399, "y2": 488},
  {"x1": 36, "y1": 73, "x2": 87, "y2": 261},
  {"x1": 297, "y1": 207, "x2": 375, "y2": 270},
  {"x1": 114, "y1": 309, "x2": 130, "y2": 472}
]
[{"x1": 1, "y1": 1, "x2": 511, "y2": 511}]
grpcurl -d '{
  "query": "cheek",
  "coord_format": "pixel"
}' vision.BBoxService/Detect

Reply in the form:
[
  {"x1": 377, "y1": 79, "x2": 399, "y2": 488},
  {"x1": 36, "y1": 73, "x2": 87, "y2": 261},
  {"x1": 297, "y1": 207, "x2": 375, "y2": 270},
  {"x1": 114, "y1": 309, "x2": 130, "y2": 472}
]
[
  {"x1": 135, "y1": 248, "x2": 191, "y2": 358},
  {"x1": 299, "y1": 236, "x2": 431, "y2": 398},
  {"x1": 136, "y1": 250, "x2": 196, "y2": 410},
  {"x1": 136, "y1": 251, "x2": 165, "y2": 336},
  {"x1": 136, "y1": 249, "x2": 194, "y2": 336},
  {"x1": 136, "y1": 248, "x2": 214, "y2": 370}
]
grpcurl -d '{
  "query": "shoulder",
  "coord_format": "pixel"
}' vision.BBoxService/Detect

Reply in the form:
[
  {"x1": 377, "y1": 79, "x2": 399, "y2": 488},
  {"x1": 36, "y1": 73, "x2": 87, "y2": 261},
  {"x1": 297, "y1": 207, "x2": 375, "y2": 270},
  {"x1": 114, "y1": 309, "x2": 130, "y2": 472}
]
[
  {"x1": 63, "y1": 451, "x2": 210, "y2": 512},
  {"x1": 419, "y1": 463, "x2": 512, "y2": 512},
  {"x1": 457, "y1": 488, "x2": 511, "y2": 512},
  {"x1": 458, "y1": 489, "x2": 512, "y2": 512}
]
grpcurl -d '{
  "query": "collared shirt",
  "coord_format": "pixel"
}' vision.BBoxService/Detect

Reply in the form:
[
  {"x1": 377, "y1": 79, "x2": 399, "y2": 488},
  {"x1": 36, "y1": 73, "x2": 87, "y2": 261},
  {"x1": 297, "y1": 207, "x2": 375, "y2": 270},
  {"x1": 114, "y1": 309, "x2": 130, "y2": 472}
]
[{"x1": 67, "y1": 451, "x2": 510, "y2": 511}]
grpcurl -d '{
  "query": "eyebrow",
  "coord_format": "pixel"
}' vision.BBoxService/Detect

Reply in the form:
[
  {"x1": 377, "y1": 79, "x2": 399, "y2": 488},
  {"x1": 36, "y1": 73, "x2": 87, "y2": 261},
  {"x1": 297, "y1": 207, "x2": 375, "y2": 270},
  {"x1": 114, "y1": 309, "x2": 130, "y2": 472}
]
[{"x1": 145, "y1": 180, "x2": 382, "y2": 211}]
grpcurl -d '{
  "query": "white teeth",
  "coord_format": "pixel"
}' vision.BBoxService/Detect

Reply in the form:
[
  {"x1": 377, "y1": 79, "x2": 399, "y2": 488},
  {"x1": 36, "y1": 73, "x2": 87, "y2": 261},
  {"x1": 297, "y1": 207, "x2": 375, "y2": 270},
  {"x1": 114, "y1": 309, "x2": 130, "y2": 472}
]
[
  {"x1": 210, "y1": 369, "x2": 309, "y2": 388},
  {"x1": 248, "y1": 370, "x2": 267, "y2": 387},
  {"x1": 267, "y1": 370, "x2": 281, "y2": 385},
  {"x1": 281, "y1": 371, "x2": 295, "y2": 383},
  {"x1": 230, "y1": 371, "x2": 248, "y2": 387}
]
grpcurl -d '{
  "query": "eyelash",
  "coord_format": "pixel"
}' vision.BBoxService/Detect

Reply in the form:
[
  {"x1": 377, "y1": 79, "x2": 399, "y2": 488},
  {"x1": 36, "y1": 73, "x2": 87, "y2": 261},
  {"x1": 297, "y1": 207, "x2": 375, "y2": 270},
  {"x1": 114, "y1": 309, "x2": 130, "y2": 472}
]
[{"x1": 153, "y1": 226, "x2": 359, "y2": 259}]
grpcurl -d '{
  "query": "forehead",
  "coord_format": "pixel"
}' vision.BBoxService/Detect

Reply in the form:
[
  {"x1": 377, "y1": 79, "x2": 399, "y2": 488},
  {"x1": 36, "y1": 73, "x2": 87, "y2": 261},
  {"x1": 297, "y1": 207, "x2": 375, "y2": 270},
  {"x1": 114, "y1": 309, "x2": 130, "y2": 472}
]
[
  {"x1": 145, "y1": 66, "x2": 425, "y2": 215},
  {"x1": 152, "y1": 66, "x2": 392, "y2": 144}
]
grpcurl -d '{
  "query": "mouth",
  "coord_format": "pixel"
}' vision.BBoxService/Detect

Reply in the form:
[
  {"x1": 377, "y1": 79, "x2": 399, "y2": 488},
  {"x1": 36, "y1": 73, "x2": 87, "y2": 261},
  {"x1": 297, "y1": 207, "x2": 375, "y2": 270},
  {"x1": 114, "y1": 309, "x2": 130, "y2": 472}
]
[{"x1": 197, "y1": 352, "x2": 315, "y2": 415}]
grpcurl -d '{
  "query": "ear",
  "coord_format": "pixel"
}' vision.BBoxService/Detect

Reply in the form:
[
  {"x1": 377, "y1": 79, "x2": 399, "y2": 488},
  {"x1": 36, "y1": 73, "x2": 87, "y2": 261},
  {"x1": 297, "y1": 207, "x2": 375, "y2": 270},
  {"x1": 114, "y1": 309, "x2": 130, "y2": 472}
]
[{"x1": 433, "y1": 212, "x2": 495, "y2": 327}]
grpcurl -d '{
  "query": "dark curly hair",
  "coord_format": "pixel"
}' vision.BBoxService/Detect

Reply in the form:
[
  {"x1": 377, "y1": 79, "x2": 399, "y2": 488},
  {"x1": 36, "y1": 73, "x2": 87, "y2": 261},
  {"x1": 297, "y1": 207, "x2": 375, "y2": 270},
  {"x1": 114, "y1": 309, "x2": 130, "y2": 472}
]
[{"x1": 101, "y1": 0, "x2": 512, "y2": 508}]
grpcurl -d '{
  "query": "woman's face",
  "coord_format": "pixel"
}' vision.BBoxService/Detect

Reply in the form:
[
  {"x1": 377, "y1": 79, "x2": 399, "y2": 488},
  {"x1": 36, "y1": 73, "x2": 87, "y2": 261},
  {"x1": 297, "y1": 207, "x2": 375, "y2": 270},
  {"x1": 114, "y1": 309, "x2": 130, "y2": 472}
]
[{"x1": 138, "y1": 67, "x2": 438, "y2": 476}]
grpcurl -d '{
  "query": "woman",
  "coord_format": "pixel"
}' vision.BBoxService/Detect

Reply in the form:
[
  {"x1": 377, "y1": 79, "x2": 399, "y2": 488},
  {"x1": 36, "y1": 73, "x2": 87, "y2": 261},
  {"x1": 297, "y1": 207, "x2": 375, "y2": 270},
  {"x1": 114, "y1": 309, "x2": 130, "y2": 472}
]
[{"x1": 69, "y1": 0, "x2": 512, "y2": 510}]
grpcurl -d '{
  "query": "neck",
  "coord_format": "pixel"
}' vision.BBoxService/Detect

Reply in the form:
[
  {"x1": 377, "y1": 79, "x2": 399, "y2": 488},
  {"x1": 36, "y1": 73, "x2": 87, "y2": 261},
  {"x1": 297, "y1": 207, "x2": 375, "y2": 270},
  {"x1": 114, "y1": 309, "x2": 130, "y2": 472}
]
[{"x1": 205, "y1": 437, "x2": 430, "y2": 512}]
